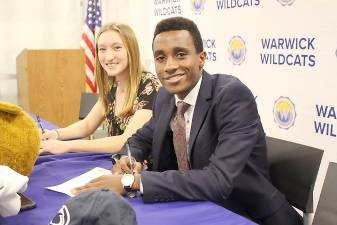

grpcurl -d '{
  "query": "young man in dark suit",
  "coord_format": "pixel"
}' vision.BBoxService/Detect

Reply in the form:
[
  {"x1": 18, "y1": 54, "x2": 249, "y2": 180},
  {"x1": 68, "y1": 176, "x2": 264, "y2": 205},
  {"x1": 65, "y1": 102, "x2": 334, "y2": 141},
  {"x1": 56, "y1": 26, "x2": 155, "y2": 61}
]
[{"x1": 74, "y1": 16, "x2": 303, "y2": 225}]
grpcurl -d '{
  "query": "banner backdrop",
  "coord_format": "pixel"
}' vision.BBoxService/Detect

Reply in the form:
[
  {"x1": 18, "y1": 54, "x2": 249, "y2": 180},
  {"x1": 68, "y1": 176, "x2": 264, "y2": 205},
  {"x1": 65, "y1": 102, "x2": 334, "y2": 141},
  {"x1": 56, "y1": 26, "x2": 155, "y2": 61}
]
[{"x1": 147, "y1": 0, "x2": 337, "y2": 219}]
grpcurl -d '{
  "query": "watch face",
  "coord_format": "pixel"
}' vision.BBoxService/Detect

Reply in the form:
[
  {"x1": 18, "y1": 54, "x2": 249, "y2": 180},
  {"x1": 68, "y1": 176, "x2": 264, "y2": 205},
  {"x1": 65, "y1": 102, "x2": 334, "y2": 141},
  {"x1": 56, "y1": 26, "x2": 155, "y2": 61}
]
[
  {"x1": 127, "y1": 190, "x2": 137, "y2": 198},
  {"x1": 121, "y1": 173, "x2": 135, "y2": 187}
]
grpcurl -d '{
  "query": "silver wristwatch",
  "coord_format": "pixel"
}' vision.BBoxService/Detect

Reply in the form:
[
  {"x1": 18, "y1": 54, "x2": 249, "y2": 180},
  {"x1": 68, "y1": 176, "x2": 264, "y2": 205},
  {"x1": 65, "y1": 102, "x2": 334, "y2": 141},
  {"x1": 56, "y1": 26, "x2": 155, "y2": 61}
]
[{"x1": 121, "y1": 173, "x2": 136, "y2": 198}]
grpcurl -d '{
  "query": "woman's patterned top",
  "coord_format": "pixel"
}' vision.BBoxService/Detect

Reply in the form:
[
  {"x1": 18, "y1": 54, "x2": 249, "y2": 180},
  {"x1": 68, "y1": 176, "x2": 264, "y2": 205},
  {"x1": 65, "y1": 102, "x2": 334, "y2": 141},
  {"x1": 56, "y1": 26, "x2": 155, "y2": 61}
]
[{"x1": 105, "y1": 72, "x2": 161, "y2": 136}]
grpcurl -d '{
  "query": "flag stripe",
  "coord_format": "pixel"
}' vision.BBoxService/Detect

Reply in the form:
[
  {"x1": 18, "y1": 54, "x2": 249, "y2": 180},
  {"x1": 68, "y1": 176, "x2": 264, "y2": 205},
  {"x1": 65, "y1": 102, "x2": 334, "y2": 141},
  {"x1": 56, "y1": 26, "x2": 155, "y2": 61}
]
[
  {"x1": 83, "y1": 48, "x2": 95, "y2": 67},
  {"x1": 85, "y1": 55, "x2": 95, "y2": 75},
  {"x1": 86, "y1": 76, "x2": 96, "y2": 93},
  {"x1": 81, "y1": 0, "x2": 102, "y2": 93},
  {"x1": 85, "y1": 66, "x2": 95, "y2": 82},
  {"x1": 82, "y1": 33, "x2": 95, "y2": 58}
]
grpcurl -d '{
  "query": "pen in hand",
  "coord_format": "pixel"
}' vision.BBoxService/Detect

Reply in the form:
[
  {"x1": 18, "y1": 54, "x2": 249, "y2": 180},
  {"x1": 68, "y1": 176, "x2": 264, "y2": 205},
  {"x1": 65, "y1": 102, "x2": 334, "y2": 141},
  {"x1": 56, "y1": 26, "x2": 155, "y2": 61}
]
[
  {"x1": 36, "y1": 115, "x2": 45, "y2": 134},
  {"x1": 126, "y1": 142, "x2": 134, "y2": 173},
  {"x1": 125, "y1": 142, "x2": 137, "y2": 198}
]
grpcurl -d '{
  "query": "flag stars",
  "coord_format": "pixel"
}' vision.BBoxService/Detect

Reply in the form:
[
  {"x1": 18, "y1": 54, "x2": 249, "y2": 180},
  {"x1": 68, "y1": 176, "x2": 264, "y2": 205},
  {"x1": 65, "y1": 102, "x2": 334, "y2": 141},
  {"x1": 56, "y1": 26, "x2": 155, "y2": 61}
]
[{"x1": 85, "y1": 0, "x2": 102, "y2": 27}]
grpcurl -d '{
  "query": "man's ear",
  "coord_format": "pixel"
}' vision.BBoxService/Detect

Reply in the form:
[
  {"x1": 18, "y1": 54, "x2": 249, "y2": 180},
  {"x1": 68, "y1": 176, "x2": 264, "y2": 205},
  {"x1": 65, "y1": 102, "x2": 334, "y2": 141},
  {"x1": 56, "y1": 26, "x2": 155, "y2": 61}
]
[{"x1": 198, "y1": 51, "x2": 206, "y2": 70}]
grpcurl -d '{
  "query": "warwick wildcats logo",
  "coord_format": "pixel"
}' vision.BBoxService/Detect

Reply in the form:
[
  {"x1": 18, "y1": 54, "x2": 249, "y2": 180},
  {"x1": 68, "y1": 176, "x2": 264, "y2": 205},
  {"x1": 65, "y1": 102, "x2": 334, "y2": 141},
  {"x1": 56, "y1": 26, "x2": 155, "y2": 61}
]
[
  {"x1": 228, "y1": 36, "x2": 246, "y2": 65},
  {"x1": 191, "y1": 0, "x2": 205, "y2": 14},
  {"x1": 277, "y1": 0, "x2": 296, "y2": 6},
  {"x1": 273, "y1": 96, "x2": 296, "y2": 129}
]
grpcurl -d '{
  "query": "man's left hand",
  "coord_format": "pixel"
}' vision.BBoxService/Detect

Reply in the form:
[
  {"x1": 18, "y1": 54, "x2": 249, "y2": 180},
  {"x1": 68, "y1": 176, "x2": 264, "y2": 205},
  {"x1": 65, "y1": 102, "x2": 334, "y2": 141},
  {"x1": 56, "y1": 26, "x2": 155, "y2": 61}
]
[{"x1": 71, "y1": 174, "x2": 125, "y2": 196}]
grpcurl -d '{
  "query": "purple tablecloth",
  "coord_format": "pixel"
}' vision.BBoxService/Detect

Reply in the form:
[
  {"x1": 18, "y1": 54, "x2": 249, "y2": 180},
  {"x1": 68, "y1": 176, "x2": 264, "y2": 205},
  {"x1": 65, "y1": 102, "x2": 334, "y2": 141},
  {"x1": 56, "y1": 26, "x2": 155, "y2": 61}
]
[{"x1": 0, "y1": 117, "x2": 257, "y2": 225}]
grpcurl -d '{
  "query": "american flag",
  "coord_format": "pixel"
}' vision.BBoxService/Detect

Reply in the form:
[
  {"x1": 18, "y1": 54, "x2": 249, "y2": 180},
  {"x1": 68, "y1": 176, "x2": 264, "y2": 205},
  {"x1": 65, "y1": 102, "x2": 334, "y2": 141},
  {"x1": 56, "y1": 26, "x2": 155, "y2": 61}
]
[{"x1": 81, "y1": 0, "x2": 102, "y2": 93}]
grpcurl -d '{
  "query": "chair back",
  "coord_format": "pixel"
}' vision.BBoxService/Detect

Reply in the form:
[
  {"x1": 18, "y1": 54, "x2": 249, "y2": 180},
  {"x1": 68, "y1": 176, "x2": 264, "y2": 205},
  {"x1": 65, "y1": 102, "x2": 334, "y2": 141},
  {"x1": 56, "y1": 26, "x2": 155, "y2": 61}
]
[
  {"x1": 79, "y1": 92, "x2": 98, "y2": 120},
  {"x1": 312, "y1": 162, "x2": 337, "y2": 225},
  {"x1": 266, "y1": 136, "x2": 323, "y2": 213}
]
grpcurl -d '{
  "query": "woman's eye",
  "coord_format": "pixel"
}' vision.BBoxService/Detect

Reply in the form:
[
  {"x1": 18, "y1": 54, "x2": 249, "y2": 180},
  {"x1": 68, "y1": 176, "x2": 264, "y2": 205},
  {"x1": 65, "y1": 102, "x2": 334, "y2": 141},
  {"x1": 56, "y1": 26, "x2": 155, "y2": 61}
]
[{"x1": 114, "y1": 46, "x2": 122, "y2": 51}]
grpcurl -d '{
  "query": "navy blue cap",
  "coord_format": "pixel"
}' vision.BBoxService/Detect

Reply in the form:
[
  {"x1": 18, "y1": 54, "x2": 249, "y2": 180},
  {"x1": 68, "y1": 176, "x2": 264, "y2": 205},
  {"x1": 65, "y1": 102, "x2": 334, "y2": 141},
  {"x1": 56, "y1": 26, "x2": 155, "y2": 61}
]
[{"x1": 50, "y1": 189, "x2": 137, "y2": 225}]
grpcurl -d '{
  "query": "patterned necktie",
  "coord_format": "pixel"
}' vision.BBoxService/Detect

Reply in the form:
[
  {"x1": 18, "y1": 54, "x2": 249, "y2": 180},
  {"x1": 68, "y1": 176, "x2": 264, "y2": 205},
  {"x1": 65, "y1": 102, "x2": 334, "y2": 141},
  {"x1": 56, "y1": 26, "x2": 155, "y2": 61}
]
[{"x1": 171, "y1": 101, "x2": 190, "y2": 172}]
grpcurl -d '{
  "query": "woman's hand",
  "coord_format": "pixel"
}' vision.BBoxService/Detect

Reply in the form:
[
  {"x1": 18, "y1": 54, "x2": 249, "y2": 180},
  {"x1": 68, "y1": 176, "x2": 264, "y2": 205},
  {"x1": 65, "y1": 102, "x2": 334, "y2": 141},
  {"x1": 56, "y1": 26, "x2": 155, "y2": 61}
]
[
  {"x1": 40, "y1": 139, "x2": 70, "y2": 154},
  {"x1": 41, "y1": 129, "x2": 58, "y2": 140}
]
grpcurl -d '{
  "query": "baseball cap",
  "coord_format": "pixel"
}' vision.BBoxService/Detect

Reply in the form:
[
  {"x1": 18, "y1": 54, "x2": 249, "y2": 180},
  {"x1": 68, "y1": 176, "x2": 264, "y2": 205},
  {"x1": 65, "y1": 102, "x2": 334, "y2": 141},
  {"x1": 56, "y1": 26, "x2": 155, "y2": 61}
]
[{"x1": 50, "y1": 189, "x2": 137, "y2": 225}]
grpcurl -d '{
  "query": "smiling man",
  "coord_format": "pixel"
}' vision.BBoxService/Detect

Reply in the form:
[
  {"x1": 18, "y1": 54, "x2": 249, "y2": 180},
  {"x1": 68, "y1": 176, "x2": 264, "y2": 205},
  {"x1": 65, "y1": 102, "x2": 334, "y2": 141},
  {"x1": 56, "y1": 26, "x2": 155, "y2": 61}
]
[
  {"x1": 153, "y1": 29, "x2": 204, "y2": 100},
  {"x1": 74, "y1": 17, "x2": 303, "y2": 225}
]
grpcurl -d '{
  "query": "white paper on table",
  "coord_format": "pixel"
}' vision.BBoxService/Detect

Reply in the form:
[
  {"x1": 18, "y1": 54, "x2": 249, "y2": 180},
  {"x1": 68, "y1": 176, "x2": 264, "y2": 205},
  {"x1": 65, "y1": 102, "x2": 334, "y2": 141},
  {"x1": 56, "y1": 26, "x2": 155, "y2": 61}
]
[{"x1": 46, "y1": 167, "x2": 111, "y2": 197}]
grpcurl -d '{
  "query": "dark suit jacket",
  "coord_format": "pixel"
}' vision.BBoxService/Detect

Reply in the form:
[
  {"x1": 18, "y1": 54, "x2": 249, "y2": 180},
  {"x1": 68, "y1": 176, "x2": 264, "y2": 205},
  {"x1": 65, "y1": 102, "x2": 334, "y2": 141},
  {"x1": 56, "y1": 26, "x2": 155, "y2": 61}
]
[{"x1": 128, "y1": 71, "x2": 288, "y2": 221}]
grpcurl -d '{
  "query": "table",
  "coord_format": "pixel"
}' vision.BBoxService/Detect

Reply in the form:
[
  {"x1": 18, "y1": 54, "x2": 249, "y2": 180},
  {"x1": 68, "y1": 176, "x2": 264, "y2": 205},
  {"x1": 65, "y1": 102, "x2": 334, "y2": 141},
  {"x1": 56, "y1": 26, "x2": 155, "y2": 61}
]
[{"x1": 0, "y1": 118, "x2": 257, "y2": 225}]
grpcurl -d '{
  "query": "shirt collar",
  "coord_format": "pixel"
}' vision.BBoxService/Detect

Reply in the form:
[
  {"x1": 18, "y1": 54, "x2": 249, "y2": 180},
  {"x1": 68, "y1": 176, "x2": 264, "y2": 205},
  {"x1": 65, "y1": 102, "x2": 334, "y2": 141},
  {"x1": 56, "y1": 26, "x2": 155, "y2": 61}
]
[{"x1": 174, "y1": 75, "x2": 202, "y2": 107}]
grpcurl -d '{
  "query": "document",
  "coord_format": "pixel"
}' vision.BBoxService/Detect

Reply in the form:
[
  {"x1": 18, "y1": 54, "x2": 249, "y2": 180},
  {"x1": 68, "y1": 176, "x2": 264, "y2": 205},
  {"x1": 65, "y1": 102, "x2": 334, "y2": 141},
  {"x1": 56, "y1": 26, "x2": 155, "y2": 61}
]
[{"x1": 46, "y1": 167, "x2": 111, "y2": 197}]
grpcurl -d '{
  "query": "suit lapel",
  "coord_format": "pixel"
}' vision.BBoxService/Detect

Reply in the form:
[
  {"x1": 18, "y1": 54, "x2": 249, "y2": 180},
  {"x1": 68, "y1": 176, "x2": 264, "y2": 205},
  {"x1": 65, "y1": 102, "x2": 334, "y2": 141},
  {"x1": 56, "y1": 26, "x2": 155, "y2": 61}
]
[
  {"x1": 152, "y1": 97, "x2": 176, "y2": 170},
  {"x1": 189, "y1": 72, "x2": 213, "y2": 155}
]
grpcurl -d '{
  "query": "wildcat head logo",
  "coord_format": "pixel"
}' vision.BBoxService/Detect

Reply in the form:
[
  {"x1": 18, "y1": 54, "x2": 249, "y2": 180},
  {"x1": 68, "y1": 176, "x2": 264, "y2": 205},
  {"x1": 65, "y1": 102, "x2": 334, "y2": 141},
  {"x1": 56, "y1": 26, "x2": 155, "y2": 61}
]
[
  {"x1": 277, "y1": 0, "x2": 296, "y2": 6},
  {"x1": 191, "y1": 0, "x2": 206, "y2": 14},
  {"x1": 228, "y1": 36, "x2": 246, "y2": 65},
  {"x1": 50, "y1": 205, "x2": 70, "y2": 225},
  {"x1": 273, "y1": 96, "x2": 296, "y2": 129}
]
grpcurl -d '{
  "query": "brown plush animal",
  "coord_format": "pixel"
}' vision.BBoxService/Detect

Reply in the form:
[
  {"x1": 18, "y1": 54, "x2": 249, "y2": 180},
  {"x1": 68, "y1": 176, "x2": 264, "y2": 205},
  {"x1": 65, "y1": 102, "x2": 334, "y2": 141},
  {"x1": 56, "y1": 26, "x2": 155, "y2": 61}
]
[{"x1": 0, "y1": 101, "x2": 40, "y2": 176}]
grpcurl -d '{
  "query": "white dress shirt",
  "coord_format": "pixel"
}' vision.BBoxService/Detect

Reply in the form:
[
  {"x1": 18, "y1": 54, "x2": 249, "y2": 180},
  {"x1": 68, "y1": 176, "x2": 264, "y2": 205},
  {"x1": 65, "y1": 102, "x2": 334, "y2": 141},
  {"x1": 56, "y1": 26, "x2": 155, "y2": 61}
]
[{"x1": 174, "y1": 76, "x2": 202, "y2": 154}]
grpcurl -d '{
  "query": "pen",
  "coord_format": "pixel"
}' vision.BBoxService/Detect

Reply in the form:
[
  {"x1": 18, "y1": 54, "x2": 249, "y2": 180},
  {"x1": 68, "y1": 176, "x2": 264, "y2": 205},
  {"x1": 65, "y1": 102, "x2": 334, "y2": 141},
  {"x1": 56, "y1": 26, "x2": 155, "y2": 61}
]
[
  {"x1": 125, "y1": 142, "x2": 137, "y2": 198},
  {"x1": 126, "y1": 142, "x2": 134, "y2": 173},
  {"x1": 36, "y1": 115, "x2": 45, "y2": 134}
]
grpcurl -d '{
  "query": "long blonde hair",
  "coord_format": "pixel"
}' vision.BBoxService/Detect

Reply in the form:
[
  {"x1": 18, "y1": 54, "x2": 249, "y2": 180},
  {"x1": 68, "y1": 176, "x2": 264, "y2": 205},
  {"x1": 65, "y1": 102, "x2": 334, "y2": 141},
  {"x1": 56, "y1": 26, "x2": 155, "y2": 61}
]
[{"x1": 95, "y1": 23, "x2": 142, "y2": 118}]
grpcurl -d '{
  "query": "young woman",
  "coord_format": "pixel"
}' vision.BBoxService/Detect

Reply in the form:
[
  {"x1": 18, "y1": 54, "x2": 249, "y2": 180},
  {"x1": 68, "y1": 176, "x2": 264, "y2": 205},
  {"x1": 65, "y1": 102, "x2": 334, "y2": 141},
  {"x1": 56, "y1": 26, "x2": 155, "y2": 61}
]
[{"x1": 40, "y1": 23, "x2": 160, "y2": 154}]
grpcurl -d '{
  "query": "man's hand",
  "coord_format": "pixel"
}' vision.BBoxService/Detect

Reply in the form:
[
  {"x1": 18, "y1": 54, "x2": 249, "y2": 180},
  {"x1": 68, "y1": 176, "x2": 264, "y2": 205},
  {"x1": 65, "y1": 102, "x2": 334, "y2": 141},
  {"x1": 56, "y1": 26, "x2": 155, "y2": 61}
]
[
  {"x1": 71, "y1": 174, "x2": 125, "y2": 196},
  {"x1": 112, "y1": 156, "x2": 143, "y2": 174}
]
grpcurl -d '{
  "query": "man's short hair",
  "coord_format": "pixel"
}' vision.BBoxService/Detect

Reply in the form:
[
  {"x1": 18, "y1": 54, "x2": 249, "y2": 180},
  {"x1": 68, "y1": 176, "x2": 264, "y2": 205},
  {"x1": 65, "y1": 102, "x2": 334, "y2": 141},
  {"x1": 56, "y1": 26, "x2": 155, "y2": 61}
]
[{"x1": 152, "y1": 16, "x2": 204, "y2": 53}]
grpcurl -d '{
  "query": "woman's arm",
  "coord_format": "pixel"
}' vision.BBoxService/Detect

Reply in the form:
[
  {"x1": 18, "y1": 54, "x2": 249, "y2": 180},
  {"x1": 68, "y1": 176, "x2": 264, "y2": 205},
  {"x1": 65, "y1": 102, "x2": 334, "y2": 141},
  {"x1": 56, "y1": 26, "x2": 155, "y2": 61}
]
[
  {"x1": 41, "y1": 101, "x2": 105, "y2": 140},
  {"x1": 40, "y1": 109, "x2": 152, "y2": 154}
]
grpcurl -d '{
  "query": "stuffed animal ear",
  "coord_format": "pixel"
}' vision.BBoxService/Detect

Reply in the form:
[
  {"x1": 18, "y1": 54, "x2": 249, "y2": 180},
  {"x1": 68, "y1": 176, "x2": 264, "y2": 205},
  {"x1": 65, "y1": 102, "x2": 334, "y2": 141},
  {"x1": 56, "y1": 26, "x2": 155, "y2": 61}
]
[
  {"x1": 0, "y1": 101, "x2": 22, "y2": 115},
  {"x1": 0, "y1": 101, "x2": 39, "y2": 176}
]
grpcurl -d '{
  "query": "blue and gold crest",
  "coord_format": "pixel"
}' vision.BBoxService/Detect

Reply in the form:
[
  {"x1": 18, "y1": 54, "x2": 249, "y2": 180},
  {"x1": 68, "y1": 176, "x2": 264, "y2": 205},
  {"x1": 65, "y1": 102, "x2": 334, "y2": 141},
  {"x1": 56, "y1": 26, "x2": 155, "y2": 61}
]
[
  {"x1": 191, "y1": 0, "x2": 205, "y2": 14},
  {"x1": 277, "y1": 0, "x2": 296, "y2": 6},
  {"x1": 273, "y1": 96, "x2": 296, "y2": 129},
  {"x1": 228, "y1": 36, "x2": 246, "y2": 65}
]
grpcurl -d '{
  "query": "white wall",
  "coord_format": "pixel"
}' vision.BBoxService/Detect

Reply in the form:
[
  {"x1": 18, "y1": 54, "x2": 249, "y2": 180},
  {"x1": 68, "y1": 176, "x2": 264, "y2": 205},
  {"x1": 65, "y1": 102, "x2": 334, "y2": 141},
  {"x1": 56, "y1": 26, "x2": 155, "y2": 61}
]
[
  {"x1": 0, "y1": 0, "x2": 83, "y2": 75},
  {"x1": 0, "y1": 0, "x2": 83, "y2": 103},
  {"x1": 0, "y1": 0, "x2": 154, "y2": 103}
]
